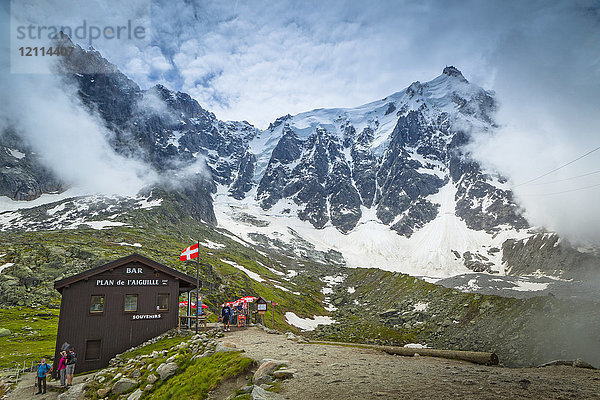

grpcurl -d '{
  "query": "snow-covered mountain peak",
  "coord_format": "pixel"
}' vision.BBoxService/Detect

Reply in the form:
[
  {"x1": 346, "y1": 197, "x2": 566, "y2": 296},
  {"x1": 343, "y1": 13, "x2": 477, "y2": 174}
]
[
  {"x1": 442, "y1": 65, "x2": 468, "y2": 81},
  {"x1": 0, "y1": 46, "x2": 530, "y2": 278},
  {"x1": 215, "y1": 66, "x2": 530, "y2": 276},
  {"x1": 254, "y1": 67, "x2": 492, "y2": 153}
]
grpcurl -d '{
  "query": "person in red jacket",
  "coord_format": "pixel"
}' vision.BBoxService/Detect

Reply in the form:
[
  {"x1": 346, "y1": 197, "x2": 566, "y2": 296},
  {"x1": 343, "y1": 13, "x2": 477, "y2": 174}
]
[{"x1": 57, "y1": 351, "x2": 67, "y2": 386}]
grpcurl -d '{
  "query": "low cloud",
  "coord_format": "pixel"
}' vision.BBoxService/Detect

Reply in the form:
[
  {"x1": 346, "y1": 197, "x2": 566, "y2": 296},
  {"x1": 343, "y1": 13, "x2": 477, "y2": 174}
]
[
  {"x1": 468, "y1": 1, "x2": 600, "y2": 245},
  {"x1": 0, "y1": 70, "x2": 157, "y2": 197},
  {"x1": 134, "y1": 87, "x2": 177, "y2": 124},
  {"x1": 3, "y1": 0, "x2": 599, "y2": 245}
]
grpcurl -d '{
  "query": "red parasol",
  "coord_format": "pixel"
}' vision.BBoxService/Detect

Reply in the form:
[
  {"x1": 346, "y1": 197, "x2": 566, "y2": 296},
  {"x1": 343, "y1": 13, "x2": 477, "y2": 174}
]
[{"x1": 179, "y1": 301, "x2": 209, "y2": 309}]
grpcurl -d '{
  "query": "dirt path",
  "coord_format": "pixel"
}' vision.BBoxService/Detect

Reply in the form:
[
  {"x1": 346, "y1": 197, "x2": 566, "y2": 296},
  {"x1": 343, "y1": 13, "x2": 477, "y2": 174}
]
[
  {"x1": 6, "y1": 371, "x2": 92, "y2": 400},
  {"x1": 224, "y1": 327, "x2": 600, "y2": 400}
]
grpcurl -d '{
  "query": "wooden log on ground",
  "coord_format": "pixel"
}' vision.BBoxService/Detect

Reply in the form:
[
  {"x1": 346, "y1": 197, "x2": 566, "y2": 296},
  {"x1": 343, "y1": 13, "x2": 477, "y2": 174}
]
[{"x1": 309, "y1": 341, "x2": 499, "y2": 366}]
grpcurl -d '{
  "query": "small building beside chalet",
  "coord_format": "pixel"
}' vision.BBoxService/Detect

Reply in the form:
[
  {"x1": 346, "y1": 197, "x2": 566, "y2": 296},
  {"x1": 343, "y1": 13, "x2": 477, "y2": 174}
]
[{"x1": 53, "y1": 253, "x2": 197, "y2": 374}]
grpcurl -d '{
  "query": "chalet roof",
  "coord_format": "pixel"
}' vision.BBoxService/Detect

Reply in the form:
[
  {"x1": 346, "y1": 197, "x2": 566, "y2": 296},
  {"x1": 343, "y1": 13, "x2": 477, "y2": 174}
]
[{"x1": 54, "y1": 253, "x2": 197, "y2": 293}]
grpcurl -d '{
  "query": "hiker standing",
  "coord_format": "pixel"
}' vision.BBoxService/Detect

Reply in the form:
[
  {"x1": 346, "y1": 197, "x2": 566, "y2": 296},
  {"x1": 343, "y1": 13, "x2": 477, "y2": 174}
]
[
  {"x1": 35, "y1": 358, "x2": 52, "y2": 395},
  {"x1": 221, "y1": 304, "x2": 232, "y2": 331},
  {"x1": 66, "y1": 347, "x2": 77, "y2": 386},
  {"x1": 57, "y1": 350, "x2": 68, "y2": 386}
]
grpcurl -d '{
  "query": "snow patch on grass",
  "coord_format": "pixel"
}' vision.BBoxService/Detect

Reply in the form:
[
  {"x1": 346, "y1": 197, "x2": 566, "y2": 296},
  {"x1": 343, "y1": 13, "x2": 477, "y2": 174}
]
[
  {"x1": 284, "y1": 312, "x2": 335, "y2": 331},
  {"x1": 199, "y1": 240, "x2": 225, "y2": 249},
  {"x1": 272, "y1": 283, "x2": 290, "y2": 292},
  {"x1": 0, "y1": 263, "x2": 14, "y2": 274},
  {"x1": 117, "y1": 242, "x2": 142, "y2": 247},
  {"x1": 78, "y1": 220, "x2": 128, "y2": 230},
  {"x1": 136, "y1": 197, "x2": 163, "y2": 209},
  {"x1": 509, "y1": 280, "x2": 549, "y2": 292},
  {"x1": 220, "y1": 259, "x2": 265, "y2": 282},
  {"x1": 404, "y1": 343, "x2": 428, "y2": 349},
  {"x1": 258, "y1": 262, "x2": 286, "y2": 276}
]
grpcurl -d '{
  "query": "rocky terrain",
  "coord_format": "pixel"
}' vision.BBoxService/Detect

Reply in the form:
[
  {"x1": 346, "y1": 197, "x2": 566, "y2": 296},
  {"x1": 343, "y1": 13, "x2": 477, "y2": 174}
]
[
  {"x1": 8, "y1": 327, "x2": 598, "y2": 400},
  {"x1": 4, "y1": 36, "x2": 597, "y2": 278},
  {"x1": 309, "y1": 268, "x2": 600, "y2": 368},
  {"x1": 226, "y1": 327, "x2": 600, "y2": 400},
  {"x1": 2, "y1": 34, "x2": 600, "y2": 396}
]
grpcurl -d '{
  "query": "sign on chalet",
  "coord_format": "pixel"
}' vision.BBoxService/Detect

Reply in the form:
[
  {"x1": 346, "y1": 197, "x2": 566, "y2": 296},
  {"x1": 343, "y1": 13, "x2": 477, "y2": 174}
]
[{"x1": 53, "y1": 253, "x2": 197, "y2": 374}]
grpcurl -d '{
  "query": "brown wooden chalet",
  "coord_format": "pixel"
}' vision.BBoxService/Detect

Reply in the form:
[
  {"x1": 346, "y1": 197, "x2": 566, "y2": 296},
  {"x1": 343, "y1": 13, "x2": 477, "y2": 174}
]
[{"x1": 53, "y1": 253, "x2": 197, "y2": 374}]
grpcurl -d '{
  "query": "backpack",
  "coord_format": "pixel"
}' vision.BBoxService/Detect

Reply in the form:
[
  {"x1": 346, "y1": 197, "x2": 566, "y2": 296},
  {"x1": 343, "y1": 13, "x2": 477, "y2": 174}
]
[
  {"x1": 67, "y1": 351, "x2": 77, "y2": 365},
  {"x1": 38, "y1": 363, "x2": 51, "y2": 376}
]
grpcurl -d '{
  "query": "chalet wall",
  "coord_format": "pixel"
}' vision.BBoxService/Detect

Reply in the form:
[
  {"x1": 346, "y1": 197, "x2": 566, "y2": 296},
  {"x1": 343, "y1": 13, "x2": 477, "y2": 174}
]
[{"x1": 53, "y1": 260, "x2": 184, "y2": 374}]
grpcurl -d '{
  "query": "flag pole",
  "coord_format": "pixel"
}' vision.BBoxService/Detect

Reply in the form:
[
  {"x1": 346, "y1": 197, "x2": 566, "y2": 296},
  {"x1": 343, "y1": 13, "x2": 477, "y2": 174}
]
[{"x1": 196, "y1": 240, "x2": 199, "y2": 334}]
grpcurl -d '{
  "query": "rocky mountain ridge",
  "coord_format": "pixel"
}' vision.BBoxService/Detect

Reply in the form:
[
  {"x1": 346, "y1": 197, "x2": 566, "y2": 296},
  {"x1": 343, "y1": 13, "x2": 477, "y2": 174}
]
[{"x1": 1, "y1": 40, "x2": 598, "y2": 278}]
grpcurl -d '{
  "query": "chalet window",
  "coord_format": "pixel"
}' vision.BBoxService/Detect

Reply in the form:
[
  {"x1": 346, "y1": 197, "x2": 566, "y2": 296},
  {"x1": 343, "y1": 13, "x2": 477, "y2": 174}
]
[
  {"x1": 124, "y1": 294, "x2": 138, "y2": 312},
  {"x1": 90, "y1": 295, "x2": 104, "y2": 314},
  {"x1": 157, "y1": 294, "x2": 169, "y2": 311},
  {"x1": 85, "y1": 339, "x2": 101, "y2": 361}
]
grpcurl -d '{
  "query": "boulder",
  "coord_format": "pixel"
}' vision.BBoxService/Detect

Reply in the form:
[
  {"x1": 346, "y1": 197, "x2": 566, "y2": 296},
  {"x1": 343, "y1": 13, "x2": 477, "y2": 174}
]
[
  {"x1": 0, "y1": 328, "x2": 10, "y2": 337},
  {"x1": 573, "y1": 359, "x2": 595, "y2": 369},
  {"x1": 97, "y1": 387, "x2": 110, "y2": 398},
  {"x1": 272, "y1": 369, "x2": 296, "y2": 379},
  {"x1": 253, "y1": 359, "x2": 288, "y2": 385},
  {"x1": 144, "y1": 384, "x2": 154, "y2": 391},
  {"x1": 58, "y1": 383, "x2": 86, "y2": 399},
  {"x1": 251, "y1": 385, "x2": 287, "y2": 400},
  {"x1": 215, "y1": 341, "x2": 238, "y2": 353},
  {"x1": 239, "y1": 385, "x2": 253, "y2": 393},
  {"x1": 156, "y1": 362, "x2": 178, "y2": 380},
  {"x1": 146, "y1": 374, "x2": 158, "y2": 384},
  {"x1": 127, "y1": 388, "x2": 143, "y2": 400},
  {"x1": 112, "y1": 378, "x2": 137, "y2": 394}
]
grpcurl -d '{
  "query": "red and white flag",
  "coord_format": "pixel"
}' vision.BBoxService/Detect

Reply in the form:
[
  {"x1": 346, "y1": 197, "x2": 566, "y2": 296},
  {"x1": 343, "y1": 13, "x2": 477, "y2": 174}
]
[{"x1": 179, "y1": 243, "x2": 199, "y2": 261}]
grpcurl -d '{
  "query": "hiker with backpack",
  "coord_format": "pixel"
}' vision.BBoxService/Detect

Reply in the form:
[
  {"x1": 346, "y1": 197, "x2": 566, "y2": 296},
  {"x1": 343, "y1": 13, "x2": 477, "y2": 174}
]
[
  {"x1": 66, "y1": 347, "x2": 77, "y2": 386},
  {"x1": 221, "y1": 304, "x2": 232, "y2": 331},
  {"x1": 34, "y1": 358, "x2": 52, "y2": 395},
  {"x1": 57, "y1": 350, "x2": 68, "y2": 386}
]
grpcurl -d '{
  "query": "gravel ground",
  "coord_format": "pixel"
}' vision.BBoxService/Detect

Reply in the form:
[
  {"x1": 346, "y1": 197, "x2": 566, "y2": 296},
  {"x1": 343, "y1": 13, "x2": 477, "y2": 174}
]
[
  {"x1": 6, "y1": 371, "x2": 91, "y2": 400},
  {"x1": 224, "y1": 327, "x2": 600, "y2": 400},
  {"x1": 7, "y1": 327, "x2": 599, "y2": 400}
]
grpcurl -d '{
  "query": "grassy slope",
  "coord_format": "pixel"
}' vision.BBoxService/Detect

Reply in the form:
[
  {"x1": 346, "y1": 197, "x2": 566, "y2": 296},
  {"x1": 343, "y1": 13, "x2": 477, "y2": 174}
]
[
  {"x1": 2, "y1": 198, "x2": 599, "y2": 369},
  {"x1": 84, "y1": 331, "x2": 255, "y2": 400},
  {"x1": 0, "y1": 199, "x2": 327, "y2": 368},
  {"x1": 313, "y1": 268, "x2": 600, "y2": 367},
  {"x1": 148, "y1": 352, "x2": 254, "y2": 400},
  {"x1": 0, "y1": 307, "x2": 59, "y2": 370}
]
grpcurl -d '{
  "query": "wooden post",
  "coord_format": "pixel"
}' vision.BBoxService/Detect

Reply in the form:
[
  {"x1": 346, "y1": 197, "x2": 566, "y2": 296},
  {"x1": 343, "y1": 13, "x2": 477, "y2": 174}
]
[{"x1": 187, "y1": 291, "x2": 192, "y2": 329}]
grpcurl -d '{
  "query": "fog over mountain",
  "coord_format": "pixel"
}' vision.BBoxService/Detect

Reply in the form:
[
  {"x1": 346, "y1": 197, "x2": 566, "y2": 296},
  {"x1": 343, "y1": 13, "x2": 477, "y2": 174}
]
[{"x1": 3, "y1": 0, "x2": 598, "y2": 247}]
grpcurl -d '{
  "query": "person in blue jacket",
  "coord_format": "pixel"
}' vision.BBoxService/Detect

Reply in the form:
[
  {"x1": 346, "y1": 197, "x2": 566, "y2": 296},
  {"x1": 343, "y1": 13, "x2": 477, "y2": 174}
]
[{"x1": 35, "y1": 357, "x2": 52, "y2": 395}]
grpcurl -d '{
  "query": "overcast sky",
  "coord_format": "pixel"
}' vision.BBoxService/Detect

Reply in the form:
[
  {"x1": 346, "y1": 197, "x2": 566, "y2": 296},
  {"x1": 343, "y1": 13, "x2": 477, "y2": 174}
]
[
  {"x1": 3, "y1": 0, "x2": 600, "y2": 243},
  {"x1": 6, "y1": 0, "x2": 595, "y2": 127}
]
